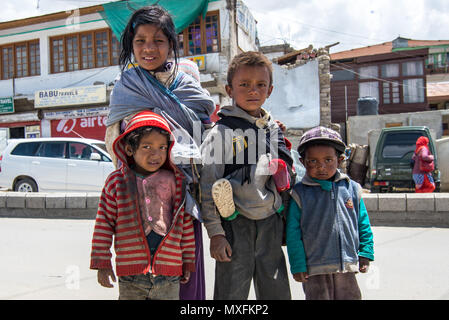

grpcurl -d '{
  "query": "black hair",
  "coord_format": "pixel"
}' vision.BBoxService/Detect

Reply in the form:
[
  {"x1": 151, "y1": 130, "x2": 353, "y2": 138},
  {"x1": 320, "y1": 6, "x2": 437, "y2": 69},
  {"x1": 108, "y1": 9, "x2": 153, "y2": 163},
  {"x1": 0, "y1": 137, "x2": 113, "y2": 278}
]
[
  {"x1": 299, "y1": 141, "x2": 343, "y2": 159},
  {"x1": 124, "y1": 126, "x2": 170, "y2": 152},
  {"x1": 119, "y1": 5, "x2": 179, "y2": 75},
  {"x1": 227, "y1": 51, "x2": 273, "y2": 87}
]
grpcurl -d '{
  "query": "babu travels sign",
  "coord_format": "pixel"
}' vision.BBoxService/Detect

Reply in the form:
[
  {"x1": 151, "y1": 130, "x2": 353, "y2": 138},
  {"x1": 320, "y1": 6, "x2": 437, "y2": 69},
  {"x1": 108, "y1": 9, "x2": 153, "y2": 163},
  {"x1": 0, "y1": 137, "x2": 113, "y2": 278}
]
[
  {"x1": 34, "y1": 85, "x2": 106, "y2": 108},
  {"x1": 0, "y1": 97, "x2": 14, "y2": 114}
]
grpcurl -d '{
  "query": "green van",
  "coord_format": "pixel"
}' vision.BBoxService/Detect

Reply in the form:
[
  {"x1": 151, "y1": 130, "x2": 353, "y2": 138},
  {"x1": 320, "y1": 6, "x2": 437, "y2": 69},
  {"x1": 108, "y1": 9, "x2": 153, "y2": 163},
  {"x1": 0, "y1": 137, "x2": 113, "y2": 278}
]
[{"x1": 370, "y1": 126, "x2": 440, "y2": 193}]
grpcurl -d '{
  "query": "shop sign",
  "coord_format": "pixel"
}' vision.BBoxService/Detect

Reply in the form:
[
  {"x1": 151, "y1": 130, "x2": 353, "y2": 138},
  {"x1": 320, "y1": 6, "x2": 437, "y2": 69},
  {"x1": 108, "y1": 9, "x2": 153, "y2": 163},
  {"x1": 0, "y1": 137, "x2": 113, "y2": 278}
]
[
  {"x1": 35, "y1": 85, "x2": 106, "y2": 108},
  {"x1": 43, "y1": 106, "x2": 109, "y2": 120},
  {"x1": 51, "y1": 116, "x2": 107, "y2": 141},
  {"x1": 0, "y1": 97, "x2": 14, "y2": 114}
]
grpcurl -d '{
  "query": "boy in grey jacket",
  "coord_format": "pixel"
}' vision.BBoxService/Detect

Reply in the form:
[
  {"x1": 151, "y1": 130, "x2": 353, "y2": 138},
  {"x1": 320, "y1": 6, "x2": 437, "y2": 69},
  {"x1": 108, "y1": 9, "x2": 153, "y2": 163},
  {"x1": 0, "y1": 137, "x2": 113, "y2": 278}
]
[
  {"x1": 286, "y1": 126, "x2": 374, "y2": 300},
  {"x1": 200, "y1": 51, "x2": 293, "y2": 300}
]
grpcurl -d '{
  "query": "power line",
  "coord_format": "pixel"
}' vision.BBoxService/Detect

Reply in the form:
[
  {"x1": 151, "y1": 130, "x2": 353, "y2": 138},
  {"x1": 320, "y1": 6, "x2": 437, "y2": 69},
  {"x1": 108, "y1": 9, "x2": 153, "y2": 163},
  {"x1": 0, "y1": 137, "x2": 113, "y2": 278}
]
[
  {"x1": 249, "y1": 7, "x2": 389, "y2": 44},
  {"x1": 332, "y1": 61, "x2": 429, "y2": 92}
]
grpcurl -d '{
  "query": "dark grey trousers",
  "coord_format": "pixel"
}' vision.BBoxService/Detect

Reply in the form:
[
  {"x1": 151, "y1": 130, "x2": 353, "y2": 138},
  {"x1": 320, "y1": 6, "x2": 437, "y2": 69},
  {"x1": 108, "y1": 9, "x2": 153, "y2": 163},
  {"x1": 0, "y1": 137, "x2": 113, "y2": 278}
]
[
  {"x1": 214, "y1": 213, "x2": 291, "y2": 300},
  {"x1": 118, "y1": 273, "x2": 180, "y2": 300},
  {"x1": 302, "y1": 273, "x2": 362, "y2": 300}
]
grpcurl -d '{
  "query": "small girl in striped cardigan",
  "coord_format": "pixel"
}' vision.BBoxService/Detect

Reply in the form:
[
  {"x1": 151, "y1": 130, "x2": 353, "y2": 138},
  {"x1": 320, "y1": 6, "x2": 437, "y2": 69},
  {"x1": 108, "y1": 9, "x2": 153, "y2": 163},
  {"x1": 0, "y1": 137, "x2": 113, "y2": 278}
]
[{"x1": 90, "y1": 111, "x2": 195, "y2": 300}]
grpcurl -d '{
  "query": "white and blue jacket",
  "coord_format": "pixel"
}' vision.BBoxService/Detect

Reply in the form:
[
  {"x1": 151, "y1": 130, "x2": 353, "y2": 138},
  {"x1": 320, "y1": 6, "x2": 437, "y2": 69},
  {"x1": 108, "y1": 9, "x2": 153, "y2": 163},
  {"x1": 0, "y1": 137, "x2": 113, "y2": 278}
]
[{"x1": 286, "y1": 171, "x2": 374, "y2": 276}]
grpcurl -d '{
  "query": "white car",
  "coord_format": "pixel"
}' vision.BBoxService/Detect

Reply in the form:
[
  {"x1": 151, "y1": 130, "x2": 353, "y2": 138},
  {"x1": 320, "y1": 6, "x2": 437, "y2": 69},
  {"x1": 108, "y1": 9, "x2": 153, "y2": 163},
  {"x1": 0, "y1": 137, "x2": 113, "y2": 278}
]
[{"x1": 0, "y1": 137, "x2": 115, "y2": 192}]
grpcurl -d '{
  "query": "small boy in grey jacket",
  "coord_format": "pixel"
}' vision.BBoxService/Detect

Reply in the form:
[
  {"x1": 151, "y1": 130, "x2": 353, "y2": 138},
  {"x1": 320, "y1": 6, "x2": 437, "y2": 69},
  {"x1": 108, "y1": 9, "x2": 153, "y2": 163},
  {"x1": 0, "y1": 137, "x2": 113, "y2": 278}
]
[
  {"x1": 200, "y1": 51, "x2": 294, "y2": 300},
  {"x1": 286, "y1": 126, "x2": 374, "y2": 300}
]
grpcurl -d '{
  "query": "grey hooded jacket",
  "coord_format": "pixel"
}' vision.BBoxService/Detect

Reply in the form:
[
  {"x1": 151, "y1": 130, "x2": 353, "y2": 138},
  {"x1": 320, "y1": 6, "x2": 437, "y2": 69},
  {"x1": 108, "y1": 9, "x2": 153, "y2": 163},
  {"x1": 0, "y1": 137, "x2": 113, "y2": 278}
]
[{"x1": 200, "y1": 104, "x2": 286, "y2": 238}]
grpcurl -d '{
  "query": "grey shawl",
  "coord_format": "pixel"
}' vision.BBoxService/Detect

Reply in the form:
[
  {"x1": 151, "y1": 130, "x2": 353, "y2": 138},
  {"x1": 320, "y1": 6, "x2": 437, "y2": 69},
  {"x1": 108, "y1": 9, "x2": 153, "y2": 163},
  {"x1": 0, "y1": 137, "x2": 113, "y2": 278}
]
[{"x1": 106, "y1": 66, "x2": 215, "y2": 136}]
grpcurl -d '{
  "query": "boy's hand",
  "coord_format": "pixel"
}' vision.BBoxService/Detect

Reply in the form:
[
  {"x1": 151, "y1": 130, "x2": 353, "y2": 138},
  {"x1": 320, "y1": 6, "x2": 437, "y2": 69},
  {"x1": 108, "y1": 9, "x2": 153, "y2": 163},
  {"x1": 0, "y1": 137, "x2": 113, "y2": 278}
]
[
  {"x1": 293, "y1": 272, "x2": 308, "y2": 282},
  {"x1": 97, "y1": 268, "x2": 116, "y2": 288},
  {"x1": 359, "y1": 257, "x2": 370, "y2": 273},
  {"x1": 275, "y1": 120, "x2": 286, "y2": 132},
  {"x1": 210, "y1": 235, "x2": 232, "y2": 262}
]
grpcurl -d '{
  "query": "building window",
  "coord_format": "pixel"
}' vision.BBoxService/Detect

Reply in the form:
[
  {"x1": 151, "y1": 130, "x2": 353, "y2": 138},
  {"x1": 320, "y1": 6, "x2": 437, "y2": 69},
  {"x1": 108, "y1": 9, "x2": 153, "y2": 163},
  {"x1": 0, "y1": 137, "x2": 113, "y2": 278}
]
[
  {"x1": 50, "y1": 29, "x2": 119, "y2": 74},
  {"x1": 111, "y1": 36, "x2": 120, "y2": 66},
  {"x1": 52, "y1": 38, "x2": 65, "y2": 73},
  {"x1": 66, "y1": 35, "x2": 79, "y2": 71},
  {"x1": 381, "y1": 63, "x2": 399, "y2": 78},
  {"x1": 81, "y1": 34, "x2": 94, "y2": 69},
  {"x1": 16, "y1": 44, "x2": 28, "y2": 78},
  {"x1": 403, "y1": 78, "x2": 424, "y2": 103},
  {"x1": 29, "y1": 42, "x2": 40, "y2": 76},
  {"x1": 359, "y1": 81, "x2": 379, "y2": 102},
  {"x1": 331, "y1": 69, "x2": 355, "y2": 81},
  {"x1": 2, "y1": 47, "x2": 14, "y2": 79},
  {"x1": 382, "y1": 81, "x2": 400, "y2": 104},
  {"x1": 426, "y1": 52, "x2": 449, "y2": 70},
  {"x1": 95, "y1": 30, "x2": 109, "y2": 67},
  {"x1": 205, "y1": 13, "x2": 219, "y2": 53},
  {"x1": 178, "y1": 11, "x2": 220, "y2": 57},
  {"x1": 0, "y1": 40, "x2": 40, "y2": 79},
  {"x1": 402, "y1": 61, "x2": 423, "y2": 76},
  {"x1": 359, "y1": 65, "x2": 378, "y2": 79}
]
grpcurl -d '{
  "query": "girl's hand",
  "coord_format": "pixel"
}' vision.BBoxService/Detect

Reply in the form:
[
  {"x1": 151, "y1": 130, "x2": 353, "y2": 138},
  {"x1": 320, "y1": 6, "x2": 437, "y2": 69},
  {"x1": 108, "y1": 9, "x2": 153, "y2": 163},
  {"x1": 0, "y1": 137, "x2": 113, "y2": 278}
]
[
  {"x1": 180, "y1": 270, "x2": 191, "y2": 284},
  {"x1": 97, "y1": 268, "x2": 116, "y2": 288}
]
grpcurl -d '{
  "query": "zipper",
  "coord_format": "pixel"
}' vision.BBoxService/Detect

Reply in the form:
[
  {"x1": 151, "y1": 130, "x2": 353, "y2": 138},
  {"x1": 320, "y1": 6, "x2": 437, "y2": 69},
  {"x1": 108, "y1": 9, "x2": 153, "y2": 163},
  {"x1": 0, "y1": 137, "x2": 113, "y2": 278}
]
[
  {"x1": 331, "y1": 184, "x2": 345, "y2": 271},
  {"x1": 150, "y1": 195, "x2": 186, "y2": 273}
]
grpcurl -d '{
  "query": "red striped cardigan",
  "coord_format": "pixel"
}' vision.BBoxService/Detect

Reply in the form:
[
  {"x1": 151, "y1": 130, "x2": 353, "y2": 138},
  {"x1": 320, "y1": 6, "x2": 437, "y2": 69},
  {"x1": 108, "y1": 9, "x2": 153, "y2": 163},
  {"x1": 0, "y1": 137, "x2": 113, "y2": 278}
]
[{"x1": 90, "y1": 166, "x2": 196, "y2": 277}]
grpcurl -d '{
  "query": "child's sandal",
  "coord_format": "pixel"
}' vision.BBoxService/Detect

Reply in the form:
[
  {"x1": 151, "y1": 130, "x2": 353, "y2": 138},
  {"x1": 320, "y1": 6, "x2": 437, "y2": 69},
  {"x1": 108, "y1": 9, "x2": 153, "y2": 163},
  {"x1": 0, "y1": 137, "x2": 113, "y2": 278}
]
[{"x1": 212, "y1": 178, "x2": 235, "y2": 218}]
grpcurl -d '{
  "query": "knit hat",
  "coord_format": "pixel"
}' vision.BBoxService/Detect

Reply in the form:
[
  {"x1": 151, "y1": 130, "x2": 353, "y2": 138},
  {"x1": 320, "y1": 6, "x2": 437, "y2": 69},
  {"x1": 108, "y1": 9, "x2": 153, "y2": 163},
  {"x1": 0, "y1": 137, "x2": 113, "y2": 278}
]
[
  {"x1": 297, "y1": 126, "x2": 346, "y2": 157},
  {"x1": 113, "y1": 111, "x2": 174, "y2": 169}
]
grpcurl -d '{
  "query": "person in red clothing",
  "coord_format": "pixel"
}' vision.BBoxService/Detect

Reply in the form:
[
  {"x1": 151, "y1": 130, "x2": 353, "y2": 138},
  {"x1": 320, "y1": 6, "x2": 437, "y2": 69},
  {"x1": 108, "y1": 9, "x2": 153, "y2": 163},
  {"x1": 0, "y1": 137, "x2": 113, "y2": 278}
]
[
  {"x1": 90, "y1": 111, "x2": 195, "y2": 300},
  {"x1": 412, "y1": 136, "x2": 436, "y2": 193}
]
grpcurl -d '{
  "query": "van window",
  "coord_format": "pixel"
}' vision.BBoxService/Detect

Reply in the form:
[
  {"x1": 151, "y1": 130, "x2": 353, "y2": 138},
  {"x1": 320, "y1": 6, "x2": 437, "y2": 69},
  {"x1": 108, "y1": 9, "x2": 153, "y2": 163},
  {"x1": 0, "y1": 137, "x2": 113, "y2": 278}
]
[
  {"x1": 36, "y1": 142, "x2": 66, "y2": 158},
  {"x1": 11, "y1": 142, "x2": 41, "y2": 156},
  {"x1": 381, "y1": 132, "x2": 423, "y2": 159}
]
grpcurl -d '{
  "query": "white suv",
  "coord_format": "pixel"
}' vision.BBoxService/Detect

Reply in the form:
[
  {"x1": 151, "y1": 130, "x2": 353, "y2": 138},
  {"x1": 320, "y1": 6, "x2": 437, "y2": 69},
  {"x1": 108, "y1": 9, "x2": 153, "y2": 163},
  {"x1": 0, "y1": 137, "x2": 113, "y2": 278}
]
[{"x1": 0, "y1": 137, "x2": 115, "y2": 192}]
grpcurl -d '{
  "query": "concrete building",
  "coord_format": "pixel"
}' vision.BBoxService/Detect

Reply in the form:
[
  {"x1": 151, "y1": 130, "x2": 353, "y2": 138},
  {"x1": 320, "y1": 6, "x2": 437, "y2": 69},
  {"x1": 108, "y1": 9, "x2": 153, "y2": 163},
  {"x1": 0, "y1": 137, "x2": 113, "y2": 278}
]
[{"x1": 0, "y1": 0, "x2": 258, "y2": 147}]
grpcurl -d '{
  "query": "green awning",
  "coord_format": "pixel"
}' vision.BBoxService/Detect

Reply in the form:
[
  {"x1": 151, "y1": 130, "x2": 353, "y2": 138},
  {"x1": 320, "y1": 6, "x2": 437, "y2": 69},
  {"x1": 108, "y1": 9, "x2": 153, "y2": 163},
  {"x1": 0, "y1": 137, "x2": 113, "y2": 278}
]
[{"x1": 100, "y1": 0, "x2": 212, "y2": 40}]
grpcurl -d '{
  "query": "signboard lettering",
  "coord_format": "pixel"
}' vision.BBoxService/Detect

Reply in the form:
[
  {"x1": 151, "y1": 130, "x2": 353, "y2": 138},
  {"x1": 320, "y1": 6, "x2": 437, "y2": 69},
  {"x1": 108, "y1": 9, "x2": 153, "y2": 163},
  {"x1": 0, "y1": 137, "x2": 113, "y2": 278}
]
[{"x1": 35, "y1": 85, "x2": 106, "y2": 108}]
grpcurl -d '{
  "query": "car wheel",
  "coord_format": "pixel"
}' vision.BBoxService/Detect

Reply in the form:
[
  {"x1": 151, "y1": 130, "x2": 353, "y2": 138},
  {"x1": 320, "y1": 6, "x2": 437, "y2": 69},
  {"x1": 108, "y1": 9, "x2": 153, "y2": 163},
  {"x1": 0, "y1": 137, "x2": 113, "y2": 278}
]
[{"x1": 14, "y1": 178, "x2": 38, "y2": 192}]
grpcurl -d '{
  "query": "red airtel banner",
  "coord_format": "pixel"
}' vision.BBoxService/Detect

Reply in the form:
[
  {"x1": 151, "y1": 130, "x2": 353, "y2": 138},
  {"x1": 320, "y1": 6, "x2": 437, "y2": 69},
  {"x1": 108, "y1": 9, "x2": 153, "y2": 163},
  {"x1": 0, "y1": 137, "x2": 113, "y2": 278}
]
[{"x1": 50, "y1": 116, "x2": 107, "y2": 141}]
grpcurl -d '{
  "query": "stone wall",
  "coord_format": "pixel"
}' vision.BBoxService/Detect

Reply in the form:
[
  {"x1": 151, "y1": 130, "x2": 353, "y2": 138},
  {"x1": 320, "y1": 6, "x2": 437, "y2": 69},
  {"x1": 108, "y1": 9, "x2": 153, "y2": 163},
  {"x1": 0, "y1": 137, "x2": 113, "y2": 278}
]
[
  {"x1": 0, "y1": 192, "x2": 100, "y2": 219},
  {"x1": 1, "y1": 192, "x2": 449, "y2": 228},
  {"x1": 362, "y1": 193, "x2": 449, "y2": 227}
]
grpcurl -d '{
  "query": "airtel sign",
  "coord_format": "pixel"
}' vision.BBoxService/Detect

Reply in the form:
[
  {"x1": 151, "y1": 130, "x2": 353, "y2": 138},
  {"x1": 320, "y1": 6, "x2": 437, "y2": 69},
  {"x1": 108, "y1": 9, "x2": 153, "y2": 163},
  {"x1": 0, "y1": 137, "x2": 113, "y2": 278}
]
[{"x1": 51, "y1": 116, "x2": 107, "y2": 141}]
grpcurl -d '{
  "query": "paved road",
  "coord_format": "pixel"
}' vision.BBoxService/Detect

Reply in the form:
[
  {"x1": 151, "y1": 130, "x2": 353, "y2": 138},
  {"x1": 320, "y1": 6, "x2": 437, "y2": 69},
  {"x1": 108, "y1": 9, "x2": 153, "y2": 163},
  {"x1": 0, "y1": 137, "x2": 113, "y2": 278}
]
[{"x1": 1, "y1": 217, "x2": 448, "y2": 300}]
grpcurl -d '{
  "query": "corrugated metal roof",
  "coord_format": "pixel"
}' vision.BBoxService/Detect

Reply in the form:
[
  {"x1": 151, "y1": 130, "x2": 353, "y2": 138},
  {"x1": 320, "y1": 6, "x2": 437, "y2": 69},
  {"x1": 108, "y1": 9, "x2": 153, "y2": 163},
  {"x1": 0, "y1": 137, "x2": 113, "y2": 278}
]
[{"x1": 331, "y1": 39, "x2": 449, "y2": 61}]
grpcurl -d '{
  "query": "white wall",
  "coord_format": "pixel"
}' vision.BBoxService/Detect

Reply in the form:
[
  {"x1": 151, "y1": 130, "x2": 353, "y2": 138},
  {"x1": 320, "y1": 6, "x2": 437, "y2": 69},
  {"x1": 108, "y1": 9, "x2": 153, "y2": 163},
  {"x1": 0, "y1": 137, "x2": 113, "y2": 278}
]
[{"x1": 264, "y1": 61, "x2": 320, "y2": 129}]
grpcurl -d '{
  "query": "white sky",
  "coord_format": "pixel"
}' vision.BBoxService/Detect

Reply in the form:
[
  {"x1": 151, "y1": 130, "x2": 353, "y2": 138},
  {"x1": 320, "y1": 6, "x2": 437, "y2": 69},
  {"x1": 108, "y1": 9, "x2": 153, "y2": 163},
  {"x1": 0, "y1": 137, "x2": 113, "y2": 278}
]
[{"x1": 2, "y1": 0, "x2": 449, "y2": 53}]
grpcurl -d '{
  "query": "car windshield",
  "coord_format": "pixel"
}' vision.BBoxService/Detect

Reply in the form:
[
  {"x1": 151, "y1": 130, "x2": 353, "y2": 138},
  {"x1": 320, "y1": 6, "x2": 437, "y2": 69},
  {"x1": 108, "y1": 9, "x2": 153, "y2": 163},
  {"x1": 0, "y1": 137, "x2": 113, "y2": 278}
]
[{"x1": 381, "y1": 132, "x2": 424, "y2": 159}]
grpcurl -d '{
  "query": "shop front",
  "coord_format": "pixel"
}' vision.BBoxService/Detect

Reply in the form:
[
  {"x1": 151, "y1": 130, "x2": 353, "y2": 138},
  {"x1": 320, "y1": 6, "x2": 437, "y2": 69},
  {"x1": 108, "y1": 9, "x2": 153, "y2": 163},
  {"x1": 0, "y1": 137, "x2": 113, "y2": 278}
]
[{"x1": 35, "y1": 85, "x2": 109, "y2": 141}]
